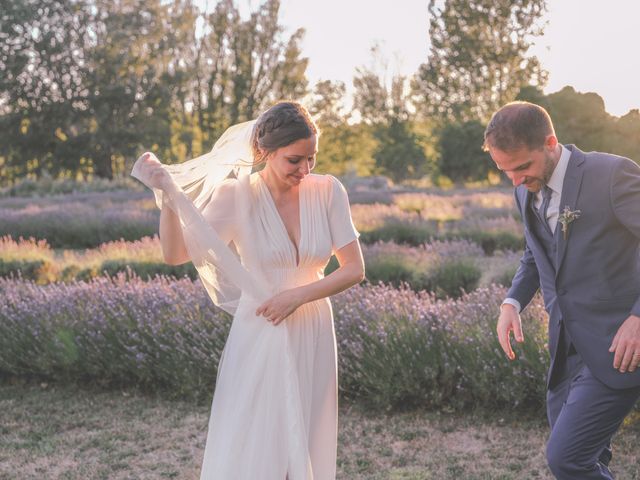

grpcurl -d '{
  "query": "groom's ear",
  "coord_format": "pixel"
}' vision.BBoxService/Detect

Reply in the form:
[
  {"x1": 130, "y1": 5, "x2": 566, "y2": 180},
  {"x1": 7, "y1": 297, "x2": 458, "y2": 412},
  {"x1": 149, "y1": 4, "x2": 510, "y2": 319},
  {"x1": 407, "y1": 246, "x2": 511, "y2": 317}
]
[{"x1": 544, "y1": 134, "x2": 558, "y2": 150}]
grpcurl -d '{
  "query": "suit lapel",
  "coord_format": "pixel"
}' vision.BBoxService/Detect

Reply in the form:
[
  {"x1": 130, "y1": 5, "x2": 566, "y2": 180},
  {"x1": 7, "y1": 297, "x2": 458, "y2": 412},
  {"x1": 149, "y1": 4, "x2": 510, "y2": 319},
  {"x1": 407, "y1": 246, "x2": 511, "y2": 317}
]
[
  {"x1": 517, "y1": 186, "x2": 549, "y2": 262},
  {"x1": 523, "y1": 188, "x2": 536, "y2": 233},
  {"x1": 555, "y1": 145, "x2": 586, "y2": 275}
]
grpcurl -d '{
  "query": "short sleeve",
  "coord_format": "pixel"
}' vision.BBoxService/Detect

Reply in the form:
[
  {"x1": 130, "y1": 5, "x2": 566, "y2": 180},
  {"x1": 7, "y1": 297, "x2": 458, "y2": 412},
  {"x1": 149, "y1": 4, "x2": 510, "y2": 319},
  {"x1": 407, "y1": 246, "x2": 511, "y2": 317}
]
[
  {"x1": 201, "y1": 178, "x2": 238, "y2": 244},
  {"x1": 327, "y1": 175, "x2": 360, "y2": 252}
]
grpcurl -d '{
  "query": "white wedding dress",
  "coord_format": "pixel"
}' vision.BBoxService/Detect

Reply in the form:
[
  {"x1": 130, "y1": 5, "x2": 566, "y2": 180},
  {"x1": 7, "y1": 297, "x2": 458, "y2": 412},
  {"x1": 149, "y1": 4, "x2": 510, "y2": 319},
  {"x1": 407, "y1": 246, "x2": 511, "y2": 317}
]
[
  {"x1": 131, "y1": 120, "x2": 358, "y2": 479},
  {"x1": 197, "y1": 172, "x2": 359, "y2": 479}
]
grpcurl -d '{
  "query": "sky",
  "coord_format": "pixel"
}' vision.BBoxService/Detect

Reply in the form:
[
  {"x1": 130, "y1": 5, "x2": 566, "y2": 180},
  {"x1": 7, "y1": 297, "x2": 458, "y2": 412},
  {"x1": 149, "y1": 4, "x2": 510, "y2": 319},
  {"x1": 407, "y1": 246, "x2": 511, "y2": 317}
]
[{"x1": 207, "y1": 0, "x2": 640, "y2": 117}]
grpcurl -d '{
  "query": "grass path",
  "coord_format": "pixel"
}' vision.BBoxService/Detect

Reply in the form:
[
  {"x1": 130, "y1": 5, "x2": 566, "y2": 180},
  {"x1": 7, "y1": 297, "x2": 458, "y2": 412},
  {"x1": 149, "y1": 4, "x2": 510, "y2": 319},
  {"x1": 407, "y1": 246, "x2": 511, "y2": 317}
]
[{"x1": 1, "y1": 379, "x2": 639, "y2": 479}]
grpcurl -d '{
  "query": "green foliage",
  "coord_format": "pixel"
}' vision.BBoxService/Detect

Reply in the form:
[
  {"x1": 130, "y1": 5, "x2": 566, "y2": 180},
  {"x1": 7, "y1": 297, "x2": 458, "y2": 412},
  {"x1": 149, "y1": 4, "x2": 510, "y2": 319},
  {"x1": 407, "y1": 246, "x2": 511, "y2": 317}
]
[
  {"x1": 0, "y1": 174, "x2": 142, "y2": 197},
  {"x1": 614, "y1": 110, "x2": 640, "y2": 163},
  {"x1": 364, "y1": 257, "x2": 416, "y2": 287},
  {"x1": 438, "y1": 120, "x2": 493, "y2": 182},
  {"x1": 373, "y1": 120, "x2": 429, "y2": 182},
  {"x1": 352, "y1": 51, "x2": 435, "y2": 181},
  {"x1": 495, "y1": 265, "x2": 519, "y2": 287},
  {"x1": 546, "y1": 86, "x2": 615, "y2": 153},
  {"x1": 0, "y1": 259, "x2": 57, "y2": 284},
  {"x1": 413, "y1": 0, "x2": 547, "y2": 124},
  {"x1": 0, "y1": 0, "x2": 308, "y2": 184},
  {"x1": 96, "y1": 260, "x2": 197, "y2": 281},
  {"x1": 315, "y1": 123, "x2": 378, "y2": 177},
  {"x1": 359, "y1": 223, "x2": 438, "y2": 246},
  {"x1": 418, "y1": 260, "x2": 482, "y2": 298},
  {"x1": 443, "y1": 231, "x2": 524, "y2": 255}
]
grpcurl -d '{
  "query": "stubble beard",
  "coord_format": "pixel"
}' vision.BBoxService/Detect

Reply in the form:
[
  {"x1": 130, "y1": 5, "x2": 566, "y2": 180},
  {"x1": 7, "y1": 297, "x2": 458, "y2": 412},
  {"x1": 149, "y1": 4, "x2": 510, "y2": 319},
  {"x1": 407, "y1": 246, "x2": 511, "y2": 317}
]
[{"x1": 541, "y1": 151, "x2": 556, "y2": 185}]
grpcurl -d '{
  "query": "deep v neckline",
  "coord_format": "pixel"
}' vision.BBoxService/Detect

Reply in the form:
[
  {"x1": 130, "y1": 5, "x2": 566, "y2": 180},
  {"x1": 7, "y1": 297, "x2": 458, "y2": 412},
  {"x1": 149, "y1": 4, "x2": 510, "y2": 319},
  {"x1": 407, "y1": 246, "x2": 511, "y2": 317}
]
[{"x1": 257, "y1": 173, "x2": 304, "y2": 267}]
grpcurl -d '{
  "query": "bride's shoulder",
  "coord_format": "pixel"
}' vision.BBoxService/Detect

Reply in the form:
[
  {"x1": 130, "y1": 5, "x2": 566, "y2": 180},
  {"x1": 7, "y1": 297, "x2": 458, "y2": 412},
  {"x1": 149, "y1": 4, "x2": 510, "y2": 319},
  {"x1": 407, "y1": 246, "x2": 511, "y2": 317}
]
[
  {"x1": 305, "y1": 174, "x2": 349, "y2": 205},
  {"x1": 305, "y1": 173, "x2": 344, "y2": 191},
  {"x1": 213, "y1": 177, "x2": 240, "y2": 195}
]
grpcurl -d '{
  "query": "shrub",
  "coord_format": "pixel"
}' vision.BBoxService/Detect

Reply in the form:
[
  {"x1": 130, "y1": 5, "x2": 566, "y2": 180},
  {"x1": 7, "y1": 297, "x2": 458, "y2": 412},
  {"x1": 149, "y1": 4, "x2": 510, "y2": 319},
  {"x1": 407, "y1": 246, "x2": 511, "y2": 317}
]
[
  {"x1": 0, "y1": 192, "x2": 158, "y2": 249},
  {"x1": 0, "y1": 277, "x2": 549, "y2": 411},
  {"x1": 362, "y1": 240, "x2": 483, "y2": 298},
  {"x1": 360, "y1": 222, "x2": 437, "y2": 246},
  {"x1": 418, "y1": 259, "x2": 482, "y2": 298},
  {"x1": 0, "y1": 236, "x2": 58, "y2": 283},
  {"x1": 0, "y1": 174, "x2": 142, "y2": 197}
]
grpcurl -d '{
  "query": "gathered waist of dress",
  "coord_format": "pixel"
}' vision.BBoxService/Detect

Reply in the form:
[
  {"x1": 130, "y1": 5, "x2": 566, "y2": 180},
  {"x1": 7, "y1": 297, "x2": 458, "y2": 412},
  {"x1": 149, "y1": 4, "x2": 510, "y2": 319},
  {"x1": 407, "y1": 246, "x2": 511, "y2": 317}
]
[{"x1": 260, "y1": 265, "x2": 324, "y2": 291}]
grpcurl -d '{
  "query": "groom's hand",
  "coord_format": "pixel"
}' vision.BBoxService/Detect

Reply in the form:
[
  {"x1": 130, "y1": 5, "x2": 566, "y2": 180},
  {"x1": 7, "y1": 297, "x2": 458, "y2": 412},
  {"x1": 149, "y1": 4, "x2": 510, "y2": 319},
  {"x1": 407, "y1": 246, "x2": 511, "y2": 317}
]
[
  {"x1": 497, "y1": 303, "x2": 524, "y2": 361},
  {"x1": 609, "y1": 314, "x2": 640, "y2": 373}
]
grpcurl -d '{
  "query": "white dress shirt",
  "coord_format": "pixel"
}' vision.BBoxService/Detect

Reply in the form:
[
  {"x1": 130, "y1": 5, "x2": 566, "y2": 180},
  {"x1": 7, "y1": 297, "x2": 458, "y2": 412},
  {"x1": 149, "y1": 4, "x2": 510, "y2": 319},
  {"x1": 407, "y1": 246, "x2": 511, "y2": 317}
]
[{"x1": 503, "y1": 145, "x2": 571, "y2": 313}]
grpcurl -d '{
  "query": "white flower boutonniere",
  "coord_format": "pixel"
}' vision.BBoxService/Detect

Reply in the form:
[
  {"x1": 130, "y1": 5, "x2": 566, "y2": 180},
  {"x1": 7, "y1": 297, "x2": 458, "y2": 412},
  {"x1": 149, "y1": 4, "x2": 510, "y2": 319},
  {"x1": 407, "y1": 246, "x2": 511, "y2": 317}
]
[{"x1": 558, "y1": 206, "x2": 581, "y2": 240}]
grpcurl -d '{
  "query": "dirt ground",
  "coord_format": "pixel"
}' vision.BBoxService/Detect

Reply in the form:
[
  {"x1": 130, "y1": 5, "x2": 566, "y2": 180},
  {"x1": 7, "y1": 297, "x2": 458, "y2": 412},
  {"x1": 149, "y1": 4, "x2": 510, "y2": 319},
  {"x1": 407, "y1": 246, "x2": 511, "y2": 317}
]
[{"x1": 1, "y1": 379, "x2": 639, "y2": 479}]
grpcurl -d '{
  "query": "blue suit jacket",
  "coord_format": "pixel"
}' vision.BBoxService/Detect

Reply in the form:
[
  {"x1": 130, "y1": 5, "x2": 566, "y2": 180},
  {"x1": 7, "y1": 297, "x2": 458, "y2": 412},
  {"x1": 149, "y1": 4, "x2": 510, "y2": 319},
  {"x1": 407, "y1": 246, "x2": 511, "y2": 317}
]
[{"x1": 508, "y1": 144, "x2": 640, "y2": 389}]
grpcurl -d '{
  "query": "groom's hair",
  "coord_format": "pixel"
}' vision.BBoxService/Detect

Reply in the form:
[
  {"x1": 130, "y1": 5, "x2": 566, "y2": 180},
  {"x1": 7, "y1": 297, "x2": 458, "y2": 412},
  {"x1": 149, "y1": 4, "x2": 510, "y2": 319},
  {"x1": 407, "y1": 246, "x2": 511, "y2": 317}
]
[{"x1": 483, "y1": 101, "x2": 555, "y2": 152}]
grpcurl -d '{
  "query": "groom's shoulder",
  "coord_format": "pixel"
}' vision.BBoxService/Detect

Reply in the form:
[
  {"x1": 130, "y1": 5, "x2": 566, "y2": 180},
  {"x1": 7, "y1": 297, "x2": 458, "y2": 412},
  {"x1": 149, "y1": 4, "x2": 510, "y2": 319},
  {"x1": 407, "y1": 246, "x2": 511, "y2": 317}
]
[
  {"x1": 570, "y1": 145, "x2": 638, "y2": 177},
  {"x1": 574, "y1": 145, "x2": 629, "y2": 167}
]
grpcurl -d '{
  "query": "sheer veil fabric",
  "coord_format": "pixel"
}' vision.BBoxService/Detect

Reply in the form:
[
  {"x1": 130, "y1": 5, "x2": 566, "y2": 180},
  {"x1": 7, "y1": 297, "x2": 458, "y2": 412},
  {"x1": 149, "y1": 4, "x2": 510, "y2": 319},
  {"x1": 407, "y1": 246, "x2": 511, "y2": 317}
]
[
  {"x1": 131, "y1": 120, "x2": 359, "y2": 479},
  {"x1": 131, "y1": 120, "x2": 268, "y2": 314}
]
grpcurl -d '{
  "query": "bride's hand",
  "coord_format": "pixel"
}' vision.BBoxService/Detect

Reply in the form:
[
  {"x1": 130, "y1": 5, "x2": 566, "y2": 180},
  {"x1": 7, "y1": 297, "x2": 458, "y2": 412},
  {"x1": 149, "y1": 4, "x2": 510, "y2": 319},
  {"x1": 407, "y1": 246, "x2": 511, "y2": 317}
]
[
  {"x1": 255, "y1": 288, "x2": 305, "y2": 325},
  {"x1": 135, "y1": 152, "x2": 173, "y2": 191}
]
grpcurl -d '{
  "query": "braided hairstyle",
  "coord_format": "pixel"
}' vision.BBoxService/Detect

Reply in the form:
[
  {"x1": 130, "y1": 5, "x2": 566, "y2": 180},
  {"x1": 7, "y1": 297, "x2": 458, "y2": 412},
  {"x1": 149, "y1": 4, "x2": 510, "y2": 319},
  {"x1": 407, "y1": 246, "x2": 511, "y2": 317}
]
[{"x1": 251, "y1": 102, "x2": 319, "y2": 165}]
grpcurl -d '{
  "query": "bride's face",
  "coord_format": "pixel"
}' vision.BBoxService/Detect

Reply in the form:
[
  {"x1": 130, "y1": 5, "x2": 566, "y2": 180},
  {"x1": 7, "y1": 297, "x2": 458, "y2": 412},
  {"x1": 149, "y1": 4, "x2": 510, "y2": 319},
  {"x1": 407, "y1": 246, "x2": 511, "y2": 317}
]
[{"x1": 264, "y1": 135, "x2": 318, "y2": 187}]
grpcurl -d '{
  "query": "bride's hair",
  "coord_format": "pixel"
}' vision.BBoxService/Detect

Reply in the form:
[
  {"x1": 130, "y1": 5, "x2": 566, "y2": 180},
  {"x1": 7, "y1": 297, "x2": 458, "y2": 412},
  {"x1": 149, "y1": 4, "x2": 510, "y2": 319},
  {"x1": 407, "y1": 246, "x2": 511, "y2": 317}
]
[{"x1": 251, "y1": 101, "x2": 318, "y2": 165}]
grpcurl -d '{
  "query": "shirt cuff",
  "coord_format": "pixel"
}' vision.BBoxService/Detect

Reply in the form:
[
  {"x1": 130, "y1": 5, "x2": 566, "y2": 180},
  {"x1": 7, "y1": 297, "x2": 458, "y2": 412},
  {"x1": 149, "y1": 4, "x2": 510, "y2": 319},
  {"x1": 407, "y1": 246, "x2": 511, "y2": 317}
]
[{"x1": 502, "y1": 298, "x2": 522, "y2": 313}]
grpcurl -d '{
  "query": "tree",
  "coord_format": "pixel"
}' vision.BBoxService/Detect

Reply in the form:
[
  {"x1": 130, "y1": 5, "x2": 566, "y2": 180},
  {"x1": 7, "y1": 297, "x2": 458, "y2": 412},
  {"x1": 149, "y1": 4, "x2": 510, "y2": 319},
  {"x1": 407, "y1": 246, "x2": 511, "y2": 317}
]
[
  {"x1": 352, "y1": 52, "x2": 431, "y2": 182},
  {"x1": 308, "y1": 79, "x2": 347, "y2": 128},
  {"x1": 438, "y1": 120, "x2": 493, "y2": 182},
  {"x1": 83, "y1": 0, "x2": 185, "y2": 178},
  {"x1": 613, "y1": 110, "x2": 640, "y2": 164},
  {"x1": 373, "y1": 118, "x2": 428, "y2": 182},
  {"x1": 546, "y1": 86, "x2": 615, "y2": 153},
  {"x1": 413, "y1": 0, "x2": 548, "y2": 124},
  {"x1": 308, "y1": 80, "x2": 377, "y2": 176},
  {"x1": 0, "y1": 0, "x2": 310, "y2": 181},
  {"x1": 0, "y1": 0, "x2": 92, "y2": 180},
  {"x1": 193, "y1": 0, "x2": 308, "y2": 144}
]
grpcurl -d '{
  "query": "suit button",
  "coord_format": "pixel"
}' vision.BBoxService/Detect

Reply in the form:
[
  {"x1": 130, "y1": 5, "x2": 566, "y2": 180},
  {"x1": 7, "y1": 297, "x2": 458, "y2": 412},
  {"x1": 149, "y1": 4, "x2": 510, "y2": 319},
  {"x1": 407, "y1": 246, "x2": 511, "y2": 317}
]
[{"x1": 558, "y1": 289, "x2": 567, "y2": 296}]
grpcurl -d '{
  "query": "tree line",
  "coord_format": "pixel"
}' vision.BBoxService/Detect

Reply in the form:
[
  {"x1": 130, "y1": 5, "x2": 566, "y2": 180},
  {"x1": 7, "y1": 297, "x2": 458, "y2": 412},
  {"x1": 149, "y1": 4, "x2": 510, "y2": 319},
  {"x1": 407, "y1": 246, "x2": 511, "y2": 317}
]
[{"x1": 1, "y1": 0, "x2": 639, "y2": 186}]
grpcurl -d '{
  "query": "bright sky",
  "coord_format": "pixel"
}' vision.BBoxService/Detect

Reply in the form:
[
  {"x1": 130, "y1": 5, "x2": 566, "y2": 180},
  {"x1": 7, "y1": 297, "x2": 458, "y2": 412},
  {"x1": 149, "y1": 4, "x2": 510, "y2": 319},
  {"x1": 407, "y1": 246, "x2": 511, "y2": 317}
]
[{"x1": 207, "y1": 0, "x2": 640, "y2": 117}]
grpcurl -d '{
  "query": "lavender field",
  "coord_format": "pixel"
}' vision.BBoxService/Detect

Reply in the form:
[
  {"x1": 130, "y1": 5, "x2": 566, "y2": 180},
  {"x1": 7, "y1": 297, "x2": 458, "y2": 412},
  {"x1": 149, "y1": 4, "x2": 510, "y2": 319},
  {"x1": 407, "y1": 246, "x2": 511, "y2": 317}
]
[
  {"x1": 3, "y1": 182, "x2": 640, "y2": 478},
  {"x1": 0, "y1": 183, "x2": 543, "y2": 411}
]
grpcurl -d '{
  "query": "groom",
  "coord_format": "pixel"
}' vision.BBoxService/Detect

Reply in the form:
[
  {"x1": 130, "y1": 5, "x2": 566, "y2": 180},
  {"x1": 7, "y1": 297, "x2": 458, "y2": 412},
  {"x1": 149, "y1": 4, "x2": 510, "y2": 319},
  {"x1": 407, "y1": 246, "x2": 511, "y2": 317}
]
[{"x1": 485, "y1": 101, "x2": 640, "y2": 479}]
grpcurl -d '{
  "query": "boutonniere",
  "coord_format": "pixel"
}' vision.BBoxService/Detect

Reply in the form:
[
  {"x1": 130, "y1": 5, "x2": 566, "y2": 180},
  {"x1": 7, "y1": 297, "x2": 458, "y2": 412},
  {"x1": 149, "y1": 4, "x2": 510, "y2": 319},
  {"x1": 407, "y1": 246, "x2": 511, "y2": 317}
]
[{"x1": 558, "y1": 206, "x2": 581, "y2": 240}]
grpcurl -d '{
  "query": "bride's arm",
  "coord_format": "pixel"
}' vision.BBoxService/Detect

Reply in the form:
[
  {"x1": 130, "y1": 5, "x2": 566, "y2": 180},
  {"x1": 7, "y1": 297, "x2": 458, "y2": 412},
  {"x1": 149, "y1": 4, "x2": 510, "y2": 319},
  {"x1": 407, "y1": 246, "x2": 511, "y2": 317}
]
[
  {"x1": 298, "y1": 240, "x2": 365, "y2": 300},
  {"x1": 255, "y1": 240, "x2": 365, "y2": 325},
  {"x1": 159, "y1": 205, "x2": 190, "y2": 265},
  {"x1": 135, "y1": 152, "x2": 191, "y2": 265}
]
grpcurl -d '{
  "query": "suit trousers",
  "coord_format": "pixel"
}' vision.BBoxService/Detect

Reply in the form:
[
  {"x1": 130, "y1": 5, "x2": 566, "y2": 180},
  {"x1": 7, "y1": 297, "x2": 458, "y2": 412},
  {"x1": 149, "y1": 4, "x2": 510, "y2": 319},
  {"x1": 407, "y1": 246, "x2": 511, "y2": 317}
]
[{"x1": 546, "y1": 340, "x2": 640, "y2": 479}]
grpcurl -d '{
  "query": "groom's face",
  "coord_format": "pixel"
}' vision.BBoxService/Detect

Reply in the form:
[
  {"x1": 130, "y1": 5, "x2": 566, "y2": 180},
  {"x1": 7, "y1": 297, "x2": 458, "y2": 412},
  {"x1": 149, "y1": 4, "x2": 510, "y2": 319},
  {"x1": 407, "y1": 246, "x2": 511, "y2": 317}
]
[{"x1": 490, "y1": 142, "x2": 557, "y2": 193}]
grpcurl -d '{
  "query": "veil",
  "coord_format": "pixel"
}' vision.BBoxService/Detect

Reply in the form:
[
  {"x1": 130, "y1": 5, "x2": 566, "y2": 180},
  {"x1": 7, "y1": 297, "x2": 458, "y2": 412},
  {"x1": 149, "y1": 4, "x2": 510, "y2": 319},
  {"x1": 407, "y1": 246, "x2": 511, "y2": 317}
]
[{"x1": 131, "y1": 120, "x2": 270, "y2": 314}]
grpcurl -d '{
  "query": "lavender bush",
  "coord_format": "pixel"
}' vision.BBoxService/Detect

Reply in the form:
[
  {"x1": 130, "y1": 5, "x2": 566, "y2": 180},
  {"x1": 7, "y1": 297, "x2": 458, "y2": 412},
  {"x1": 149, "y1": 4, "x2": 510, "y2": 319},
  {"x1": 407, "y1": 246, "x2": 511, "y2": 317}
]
[
  {"x1": 0, "y1": 275, "x2": 230, "y2": 398},
  {"x1": 0, "y1": 189, "x2": 521, "y2": 250},
  {"x1": 351, "y1": 197, "x2": 522, "y2": 253},
  {"x1": 362, "y1": 240, "x2": 484, "y2": 298},
  {"x1": 0, "y1": 191, "x2": 158, "y2": 248},
  {"x1": 3, "y1": 236, "x2": 491, "y2": 297},
  {"x1": 0, "y1": 276, "x2": 548, "y2": 409},
  {"x1": 0, "y1": 174, "x2": 143, "y2": 197},
  {"x1": 0, "y1": 236, "x2": 58, "y2": 284},
  {"x1": 0, "y1": 236, "x2": 195, "y2": 282}
]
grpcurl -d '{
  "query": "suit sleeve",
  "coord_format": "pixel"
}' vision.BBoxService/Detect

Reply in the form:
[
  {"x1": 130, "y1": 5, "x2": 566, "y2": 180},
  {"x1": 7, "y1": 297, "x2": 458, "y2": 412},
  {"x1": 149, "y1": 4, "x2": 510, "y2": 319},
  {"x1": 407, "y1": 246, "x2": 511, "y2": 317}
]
[
  {"x1": 610, "y1": 157, "x2": 640, "y2": 316},
  {"x1": 506, "y1": 189, "x2": 541, "y2": 311}
]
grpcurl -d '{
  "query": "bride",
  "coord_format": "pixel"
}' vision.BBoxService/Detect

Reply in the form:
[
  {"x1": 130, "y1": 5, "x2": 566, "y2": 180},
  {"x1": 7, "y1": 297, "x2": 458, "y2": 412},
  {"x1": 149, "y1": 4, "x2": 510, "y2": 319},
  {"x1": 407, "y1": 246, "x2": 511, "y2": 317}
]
[{"x1": 131, "y1": 101, "x2": 365, "y2": 479}]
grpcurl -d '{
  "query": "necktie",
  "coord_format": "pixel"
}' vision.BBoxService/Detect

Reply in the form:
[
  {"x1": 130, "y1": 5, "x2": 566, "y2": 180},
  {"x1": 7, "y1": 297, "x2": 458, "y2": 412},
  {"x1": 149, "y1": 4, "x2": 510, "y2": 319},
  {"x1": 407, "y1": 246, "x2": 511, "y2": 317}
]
[{"x1": 538, "y1": 185, "x2": 552, "y2": 232}]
